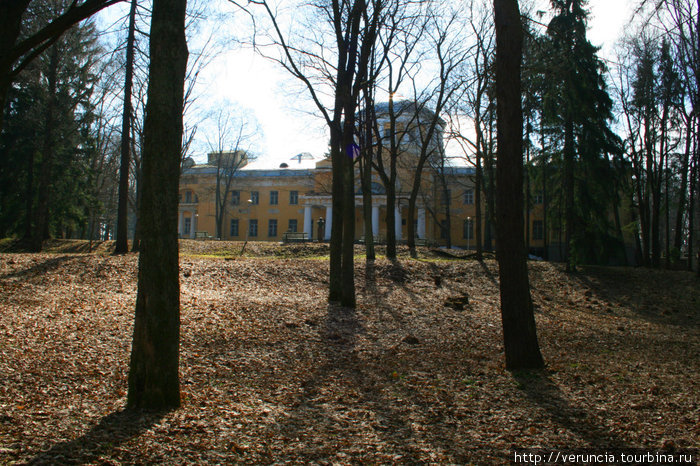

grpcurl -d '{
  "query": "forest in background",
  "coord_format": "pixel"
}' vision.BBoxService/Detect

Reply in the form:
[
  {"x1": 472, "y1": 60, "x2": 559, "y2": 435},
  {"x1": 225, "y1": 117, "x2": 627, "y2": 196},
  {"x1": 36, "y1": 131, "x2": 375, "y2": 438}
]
[{"x1": 0, "y1": 0, "x2": 697, "y2": 273}]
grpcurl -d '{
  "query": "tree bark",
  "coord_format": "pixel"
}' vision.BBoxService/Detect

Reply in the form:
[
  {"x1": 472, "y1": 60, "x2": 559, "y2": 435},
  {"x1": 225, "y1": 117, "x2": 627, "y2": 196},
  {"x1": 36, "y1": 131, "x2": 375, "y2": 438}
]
[
  {"x1": 493, "y1": 0, "x2": 544, "y2": 370},
  {"x1": 115, "y1": 0, "x2": 137, "y2": 254},
  {"x1": 674, "y1": 115, "x2": 692, "y2": 252},
  {"x1": 30, "y1": 44, "x2": 60, "y2": 252},
  {"x1": 563, "y1": 116, "x2": 575, "y2": 271},
  {"x1": 127, "y1": 0, "x2": 188, "y2": 410},
  {"x1": 360, "y1": 97, "x2": 375, "y2": 261},
  {"x1": 475, "y1": 120, "x2": 484, "y2": 260}
]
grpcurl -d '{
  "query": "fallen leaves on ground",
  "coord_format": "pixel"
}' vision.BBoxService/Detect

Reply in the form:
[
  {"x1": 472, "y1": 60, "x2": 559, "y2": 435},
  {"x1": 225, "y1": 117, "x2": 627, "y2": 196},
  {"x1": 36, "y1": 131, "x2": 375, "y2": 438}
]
[{"x1": 0, "y1": 240, "x2": 698, "y2": 464}]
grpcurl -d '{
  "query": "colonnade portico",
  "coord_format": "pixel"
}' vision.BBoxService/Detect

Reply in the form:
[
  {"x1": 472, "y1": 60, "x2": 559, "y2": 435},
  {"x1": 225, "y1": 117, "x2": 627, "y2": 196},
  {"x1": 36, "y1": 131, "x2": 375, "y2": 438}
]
[
  {"x1": 299, "y1": 195, "x2": 427, "y2": 241},
  {"x1": 178, "y1": 209, "x2": 197, "y2": 239}
]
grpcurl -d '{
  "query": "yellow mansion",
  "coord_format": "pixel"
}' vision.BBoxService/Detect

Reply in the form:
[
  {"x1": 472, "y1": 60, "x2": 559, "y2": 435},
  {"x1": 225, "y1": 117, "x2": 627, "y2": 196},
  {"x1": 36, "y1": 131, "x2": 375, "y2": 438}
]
[{"x1": 178, "y1": 102, "x2": 549, "y2": 252}]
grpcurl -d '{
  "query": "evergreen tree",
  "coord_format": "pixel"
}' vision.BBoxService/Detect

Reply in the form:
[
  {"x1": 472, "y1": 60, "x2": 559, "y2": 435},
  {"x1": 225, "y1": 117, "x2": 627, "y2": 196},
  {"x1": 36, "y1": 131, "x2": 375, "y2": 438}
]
[
  {"x1": 543, "y1": 0, "x2": 623, "y2": 268},
  {"x1": 0, "y1": 5, "x2": 104, "y2": 245}
]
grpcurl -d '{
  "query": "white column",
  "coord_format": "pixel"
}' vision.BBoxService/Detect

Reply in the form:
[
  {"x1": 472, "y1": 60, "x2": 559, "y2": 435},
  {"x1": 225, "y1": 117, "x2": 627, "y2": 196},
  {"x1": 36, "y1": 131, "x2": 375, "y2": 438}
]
[
  {"x1": 190, "y1": 211, "x2": 195, "y2": 238},
  {"x1": 372, "y1": 205, "x2": 379, "y2": 237},
  {"x1": 325, "y1": 206, "x2": 332, "y2": 240},
  {"x1": 418, "y1": 208, "x2": 426, "y2": 239},
  {"x1": 178, "y1": 211, "x2": 184, "y2": 237},
  {"x1": 395, "y1": 205, "x2": 402, "y2": 240},
  {"x1": 304, "y1": 206, "x2": 312, "y2": 237}
]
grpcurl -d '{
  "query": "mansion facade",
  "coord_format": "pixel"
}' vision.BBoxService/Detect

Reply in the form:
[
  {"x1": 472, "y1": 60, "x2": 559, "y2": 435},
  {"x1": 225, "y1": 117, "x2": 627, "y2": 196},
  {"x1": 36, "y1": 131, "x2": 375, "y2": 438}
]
[{"x1": 178, "y1": 101, "x2": 549, "y2": 251}]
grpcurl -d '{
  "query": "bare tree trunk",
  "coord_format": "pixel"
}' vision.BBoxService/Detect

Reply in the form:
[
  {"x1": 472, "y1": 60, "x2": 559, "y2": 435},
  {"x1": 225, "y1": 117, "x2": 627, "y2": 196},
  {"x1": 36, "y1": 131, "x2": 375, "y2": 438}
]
[
  {"x1": 31, "y1": 44, "x2": 59, "y2": 253},
  {"x1": 484, "y1": 114, "x2": 496, "y2": 251},
  {"x1": 525, "y1": 114, "x2": 531, "y2": 253},
  {"x1": 115, "y1": 0, "x2": 137, "y2": 254},
  {"x1": 340, "y1": 93, "x2": 357, "y2": 307},
  {"x1": 475, "y1": 154, "x2": 483, "y2": 260},
  {"x1": 23, "y1": 151, "x2": 34, "y2": 240},
  {"x1": 540, "y1": 124, "x2": 548, "y2": 260},
  {"x1": 360, "y1": 99, "x2": 375, "y2": 261},
  {"x1": 385, "y1": 184, "x2": 397, "y2": 259},
  {"x1": 563, "y1": 116, "x2": 575, "y2": 271},
  {"x1": 131, "y1": 171, "x2": 142, "y2": 252},
  {"x1": 493, "y1": 0, "x2": 544, "y2": 370},
  {"x1": 127, "y1": 0, "x2": 188, "y2": 410},
  {"x1": 674, "y1": 115, "x2": 693, "y2": 252},
  {"x1": 689, "y1": 143, "x2": 697, "y2": 273},
  {"x1": 329, "y1": 127, "x2": 344, "y2": 302}
]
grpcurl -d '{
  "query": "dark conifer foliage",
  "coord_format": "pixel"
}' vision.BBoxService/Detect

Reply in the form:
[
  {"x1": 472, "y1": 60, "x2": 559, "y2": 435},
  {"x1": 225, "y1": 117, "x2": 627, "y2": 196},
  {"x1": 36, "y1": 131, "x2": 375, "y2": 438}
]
[{"x1": 0, "y1": 7, "x2": 105, "y2": 246}]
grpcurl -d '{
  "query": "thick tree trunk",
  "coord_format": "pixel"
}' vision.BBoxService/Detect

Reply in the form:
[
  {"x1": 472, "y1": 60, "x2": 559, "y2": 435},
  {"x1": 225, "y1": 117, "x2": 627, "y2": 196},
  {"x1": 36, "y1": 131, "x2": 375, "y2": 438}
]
[
  {"x1": 127, "y1": 0, "x2": 188, "y2": 410},
  {"x1": 115, "y1": 0, "x2": 137, "y2": 254},
  {"x1": 131, "y1": 164, "x2": 142, "y2": 252},
  {"x1": 329, "y1": 128, "x2": 344, "y2": 302},
  {"x1": 493, "y1": 0, "x2": 544, "y2": 371},
  {"x1": 340, "y1": 111, "x2": 356, "y2": 307}
]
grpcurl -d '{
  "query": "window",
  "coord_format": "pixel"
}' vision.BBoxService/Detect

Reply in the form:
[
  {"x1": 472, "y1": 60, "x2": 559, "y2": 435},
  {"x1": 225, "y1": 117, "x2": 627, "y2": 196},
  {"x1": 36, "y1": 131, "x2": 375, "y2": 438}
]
[
  {"x1": 464, "y1": 189, "x2": 474, "y2": 205},
  {"x1": 231, "y1": 190, "x2": 240, "y2": 205},
  {"x1": 288, "y1": 219, "x2": 298, "y2": 233},
  {"x1": 250, "y1": 191, "x2": 259, "y2": 205},
  {"x1": 249, "y1": 219, "x2": 258, "y2": 237},
  {"x1": 440, "y1": 189, "x2": 451, "y2": 205},
  {"x1": 290, "y1": 190, "x2": 298, "y2": 205},
  {"x1": 534, "y1": 192, "x2": 544, "y2": 204},
  {"x1": 185, "y1": 191, "x2": 192, "y2": 203},
  {"x1": 440, "y1": 219, "x2": 448, "y2": 239},
  {"x1": 268, "y1": 219, "x2": 278, "y2": 237},
  {"x1": 533, "y1": 220, "x2": 544, "y2": 241},
  {"x1": 270, "y1": 191, "x2": 278, "y2": 205},
  {"x1": 184, "y1": 218, "x2": 191, "y2": 235},
  {"x1": 463, "y1": 218, "x2": 474, "y2": 240},
  {"x1": 230, "y1": 219, "x2": 239, "y2": 237}
]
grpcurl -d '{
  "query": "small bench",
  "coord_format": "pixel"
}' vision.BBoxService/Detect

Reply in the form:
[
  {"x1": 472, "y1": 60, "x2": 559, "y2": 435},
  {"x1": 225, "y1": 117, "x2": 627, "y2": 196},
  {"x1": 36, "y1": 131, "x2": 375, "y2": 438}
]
[
  {"x1": 282, "y1": 231, "x2": 308, "y2": 243},
  {"x1": 415, "y1": 238, "x2": 429, "y2": 247},
  {"x1": 358, "y1": 235, "x2": 382, "y2": 244},
  {"x1": 194, "y1": 231, "x2": 210, "y2": 240}
]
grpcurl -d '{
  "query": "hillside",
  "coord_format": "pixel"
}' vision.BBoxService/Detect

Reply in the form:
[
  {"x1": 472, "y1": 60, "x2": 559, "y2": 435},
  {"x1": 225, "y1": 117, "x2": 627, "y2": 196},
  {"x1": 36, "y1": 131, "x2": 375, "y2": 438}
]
[{"x1": 0, "y1": 240, "x2": 698, "y2": 464}]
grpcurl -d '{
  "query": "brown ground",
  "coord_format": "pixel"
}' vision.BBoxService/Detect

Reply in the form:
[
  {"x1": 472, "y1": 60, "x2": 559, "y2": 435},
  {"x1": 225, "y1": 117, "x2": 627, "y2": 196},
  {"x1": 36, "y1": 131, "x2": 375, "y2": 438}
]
[{"x1": 0, "y1": 239, "x2": 698, "y2": 464}]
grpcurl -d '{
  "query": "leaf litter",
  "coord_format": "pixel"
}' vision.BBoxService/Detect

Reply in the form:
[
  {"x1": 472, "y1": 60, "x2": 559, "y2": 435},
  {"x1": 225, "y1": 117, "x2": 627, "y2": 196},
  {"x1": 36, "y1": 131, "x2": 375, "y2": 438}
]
[{"x1": 0, "y1": 241, "x2": 698, "y2": 464}]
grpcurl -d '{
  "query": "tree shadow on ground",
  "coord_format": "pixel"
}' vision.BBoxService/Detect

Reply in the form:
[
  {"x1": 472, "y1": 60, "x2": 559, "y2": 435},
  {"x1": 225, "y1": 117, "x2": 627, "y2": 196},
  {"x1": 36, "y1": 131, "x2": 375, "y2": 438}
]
[
  {"x1": 0, "y1": 255, "x2": 79, "y2": 280},
  {"x1": 265, "y1": 300, "x2": 471, "y2": 462},
  {"x1": 513, "y1": 370, "x2": 628, "y2": 448},
  {"x1": 29, "y1": 409, "x2": 167, "y2": 465},
  {"x1": 574, "y1": 267, "x2": 698, "y2": 325},
  {"x1": 478, "y1": 260, "x2": 499, "y2": 286}
]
